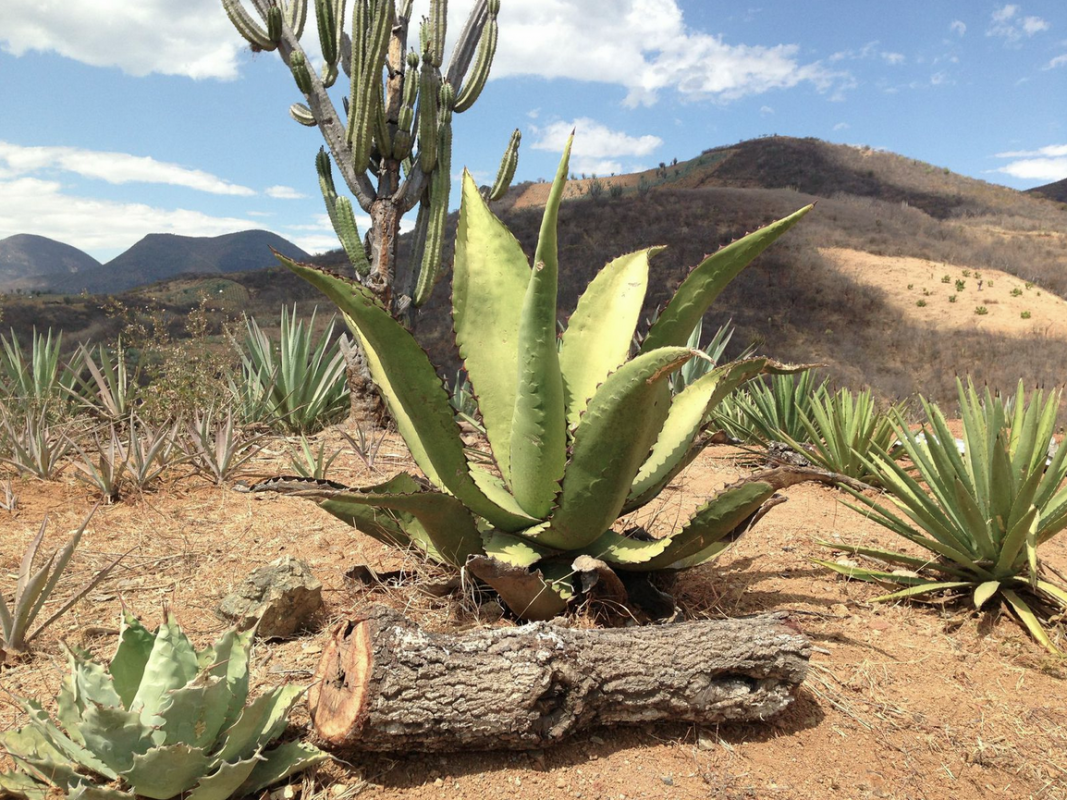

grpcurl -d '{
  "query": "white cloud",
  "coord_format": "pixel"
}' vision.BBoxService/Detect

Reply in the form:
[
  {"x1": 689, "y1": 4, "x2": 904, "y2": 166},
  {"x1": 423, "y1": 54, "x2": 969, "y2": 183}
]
[
  {"x1": 1045, "y1": 54, "x2": 1067, "y2": 69},
  {"x1": 441, "y1": 0, "x2": 847, "y2": 106},
  {"x1": 0, "y1": 0, "x2": 244, "y2": 79},
  {"x1": 0, "y1": 177, "x2": 267, "y2": 256},
  {"x1": 882, "y1": 52, "x2": 905, "y2": 65},
  {"x1": 530, "y1": 118, "x2": 662, "y2": 175},
  {"x1": 3, "y1": 0, "x2": 849, "y2": 105},
  {"x1": 987, "y1": 5, "x2": 1049, "y2": 43},
  {"x1": 993, "y1": 144, "x2": 1067, "y2": 182},
  {"x1": 265, "y1": 185, "x2": 307, "y2": 200},
  {"x1": 949, "y1": 20, "x2": 967, "y2": 37},
  {"x1": 760, "y1": 106, "x2": 775, "y2": 116},
  {"x1": 833, "y1": 122, "x2": 850, "y2": 131},
  {"x1": 0, "y1": 141, "x2": 255, "y2": 196}
]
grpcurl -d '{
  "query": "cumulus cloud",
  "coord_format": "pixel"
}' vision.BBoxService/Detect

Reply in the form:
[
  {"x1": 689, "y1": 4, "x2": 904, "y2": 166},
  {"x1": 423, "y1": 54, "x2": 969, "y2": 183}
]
[
  {"x1": 530, "y1": 118, "x2": 662, "y2": 175},
  {"x1": 3, "y1": 0, "x2": 850, "y2": 104},
  {"x1": 0, "y1": 177, "x2": 266, "y2": 256},
  {"x1": 439, "y1": 0, "x2": 847, "y2": 106},
  {"x1": 992, "y1": 144, "x2": 1067, "y2": 181},
  {"x1": 0, "y1": 0, "x2": 244, "y2": 79},
  {"x1": 949, "y1": 20, "x2": 967, "y2": 37},
  {"x1": 265, "y1": 185, "x2": 307, "y2": 200},
  {"x1": 987, "y1": 5, "x2": 1050, "y2": 43},
  {"x1": 0, "y1": 141, "x2": 255, "y2": 196}
]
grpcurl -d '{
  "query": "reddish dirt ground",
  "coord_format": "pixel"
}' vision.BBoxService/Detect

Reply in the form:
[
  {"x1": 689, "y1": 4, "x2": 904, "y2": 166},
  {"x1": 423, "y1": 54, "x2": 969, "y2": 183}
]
[{"x1": 2, "y1": 429, "x2": 1066, "y2": 800}]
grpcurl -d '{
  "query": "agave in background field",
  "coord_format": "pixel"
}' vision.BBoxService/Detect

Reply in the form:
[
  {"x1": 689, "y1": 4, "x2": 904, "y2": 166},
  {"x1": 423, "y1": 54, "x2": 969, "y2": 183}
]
[
  {"x1": 819, "y1": 379, "x2": 1067, "y2": 651},
  {"x1": 260, "y1": 139, "x2": 813, "y2": 620}
]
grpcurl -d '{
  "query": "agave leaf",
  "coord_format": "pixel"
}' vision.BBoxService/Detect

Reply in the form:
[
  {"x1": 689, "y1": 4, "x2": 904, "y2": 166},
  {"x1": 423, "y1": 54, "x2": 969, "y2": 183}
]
[
  {"x1": 640, "y1": 205, "x2": 813, "y2": 353},
  {"x1": 973, "y1": 580, "x2": 1000, "y2": 609},
  {"x1": 238, "y1": 741, "x2": 329, "y2": 797},
  {"x1": 559, "y1": 248, "x2": 657, "y2": 429},
  {"x1": 871, "y1": 581, "x2": 974, "y2": 602},
  {"x1": 0, "y1": 771, "x2": 51, "y2": 800},
  {"x1": 1002, "y1": 589, "x2": 1058, "y2": 653},
  {"x1": 119, "y1": 743, "x2": 213, "y2": 800},
  {"x1": 16, "y1": 697, "x2": 118, "y2": 780},
  {"x1": 129, "y1": 613, "x2": 201, "y2": 725},
  {"x1": 578, "y1": 529, "x2": 671, "y2": 566},
  {"x1": 215, "y1": 685, "x2": 305, "y2": 764},
  {"x1": 274, "y1": 256, "x2": 533, "y2": 532},
  {"x1": 994, "y1": 505, "x2": 1038, "y2": 577},
  {"x1": 467, "y1": 556, "x2": 572, "y2": 621},
  {"x1": 509, "y1": 138, "x2": 572, "y2": 518},
  {"x1": 67, "y1": 786, "x2": 134, "y2": 800},
  {"x1": 157, "y1": 674, "x2": 231, "y2": 750},
  {"x1": 812, "y1": 539, "x2": 971, "y2": 578},
  {"x1": 0, "y1": 723, "x2": 75, "y2": 778},
  {"x1": 78, "y1": 703, "x2": 154, "y2": 774},
  {"x1": 539, "y1": 347, "x2": 693, "y2": 550},
  {"x1": 625, "y1": 357, "x2": 770, "y2": 513},
  {"x1": 197, "y1": 625, "x2": 255, "y2": 733},
  {"x1": 638, "y1": 478, "x2": 777, "y2": 571},
  {"x1": 452, "y1": 170, "x2": 531, "y2": 485},
  {"x1": 311, "y1": 484, "x2": 484, "y2": 568},
  {"x1": 183, "y1": 753, "x2": 261, "y2": 800},
  {"x1": 481, "y1": 528, "x2": 556, "y2": 568},
  {"x1": 110, "y1": 611, "x2": 156, "y2": 710},
  {"x1": 67, "y1": 647, "x2": 124, "y2": 711},
  {"x1": 1037, "y1": 579, "x2": 1067, "y2": 607}
]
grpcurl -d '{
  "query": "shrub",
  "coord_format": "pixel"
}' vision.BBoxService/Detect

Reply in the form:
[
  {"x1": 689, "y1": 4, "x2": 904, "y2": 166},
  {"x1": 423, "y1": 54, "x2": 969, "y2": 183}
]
[
  {"x1": 819, "y1": 380, "x2": 1067, "y2": 651},
  {"x1": 711, "y1": 370, "x2": 828, "y2": 445},
  {"x1": 1021, "y1": 310, "x2": 1032, "y2": 319},
  {"x1": 975, "y1": 306, "x2": 989, "y2": 316},
  {"x1": 955, "y1": 279, "x2": 966, "y2": 292}
]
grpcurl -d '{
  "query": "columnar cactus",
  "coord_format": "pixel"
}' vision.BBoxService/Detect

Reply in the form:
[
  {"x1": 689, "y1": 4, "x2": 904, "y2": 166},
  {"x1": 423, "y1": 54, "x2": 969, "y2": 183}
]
[
  {"x1": 221, "y1": 0, "x2": 519, "y2": 318},
  {"x1": 257, "y1": 140, "x2": 816, "y2": 621},
  {"x1": 0, "y1": 612, "x2": 325, "y2": 799}
]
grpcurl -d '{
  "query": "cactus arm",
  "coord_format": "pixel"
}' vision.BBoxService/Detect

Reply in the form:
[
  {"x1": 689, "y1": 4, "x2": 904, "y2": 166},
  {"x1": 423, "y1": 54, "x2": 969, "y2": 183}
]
[
  {"x1": 285, "y1": 0, "x2": 308, "y2": 39},
  {"x1": 445, "y1": 0, "x2": 490, "y2": 87},
  {"x1": 416, "y1": 56, "x2": 440, "y2": 172},
  {"x1": 288, "y1": 102, "x2": 316, "y2": 125},
  {"x1": 624, "y1": 357, "x2": 773, "y2": 513},
  {"x1": 537, "y1": 346, "x2": 694, "y2": 551},
  {"x1": 558, "y1": 247, "x2": 657, "y2": 430},
  {"x1": 275, "y1": 255, "x2": 535, "y2": 531},
  {"x1": 412, "y1": 85, "x2": 453, "y2": 306},
  {"x1": 452, "y1": 171, "x2": 531, "y2": 485},
  {"x1": 316, "y1": 148, "x2": 371, "y2": 275},
  {"x1": 454, "y1": 0, "x2": 497, "y2": 113},
  {"x1": 222, "y1": 0, "x2": 275, "y2": 50},
  {"x1": 486, "y1": 128, "x2": 520, "y2": 201},
  {"x1": 508, "y1": 137, "x2": 571, "y2": 519},
  {"x1": 641, "y1": 205, "x2": 814, "y2": 353}
]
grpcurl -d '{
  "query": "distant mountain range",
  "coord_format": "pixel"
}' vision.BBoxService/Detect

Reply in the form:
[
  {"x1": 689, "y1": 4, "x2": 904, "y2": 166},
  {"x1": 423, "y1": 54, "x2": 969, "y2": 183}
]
[{"x1": 0, "y1": 230, "x2": 309, "y2": 295}]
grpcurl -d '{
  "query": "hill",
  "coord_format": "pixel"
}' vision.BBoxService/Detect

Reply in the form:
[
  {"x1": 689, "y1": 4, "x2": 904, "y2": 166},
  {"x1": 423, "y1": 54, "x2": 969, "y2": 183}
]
[
  {"x1": 0, "y1": 234, "x2": 101, "y2": 292},
  {"x1": 3, "y1": 136, "x2": 1066, "y2": 416},
  {"x1": 1028, "y1": 177, "x2": 1067, "y2": 204},
  {"x1": 50, "y1": 230, "x2": 310, "y2": 295}
]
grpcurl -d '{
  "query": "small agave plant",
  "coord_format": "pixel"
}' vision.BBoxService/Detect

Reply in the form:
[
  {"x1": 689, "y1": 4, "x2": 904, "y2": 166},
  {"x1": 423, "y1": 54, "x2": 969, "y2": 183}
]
[
  {"x1": 0, "y1": 612, "x2": 325, "y2": 799},
  {"x1": 262, "y1": 139, "x2": 813, "y2": 620}
]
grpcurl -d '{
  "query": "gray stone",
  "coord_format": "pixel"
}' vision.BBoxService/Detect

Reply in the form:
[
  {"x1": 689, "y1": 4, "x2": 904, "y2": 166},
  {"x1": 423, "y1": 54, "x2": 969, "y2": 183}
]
[{"x1": 218, "y1": 556, "x2": 323, "y2": 638}]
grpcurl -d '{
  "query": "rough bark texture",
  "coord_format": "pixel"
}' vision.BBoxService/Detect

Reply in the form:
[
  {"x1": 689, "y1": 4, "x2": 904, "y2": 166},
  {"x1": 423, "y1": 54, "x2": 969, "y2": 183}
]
[{"x1": 309, "y1": 606, "x2": 811, "y2": 752}]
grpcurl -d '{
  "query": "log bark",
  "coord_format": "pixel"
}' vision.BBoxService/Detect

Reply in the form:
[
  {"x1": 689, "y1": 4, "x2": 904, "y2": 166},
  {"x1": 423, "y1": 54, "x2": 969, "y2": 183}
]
[{"x1": 309, "y1": 606, "x2": 811, "y2": 752}]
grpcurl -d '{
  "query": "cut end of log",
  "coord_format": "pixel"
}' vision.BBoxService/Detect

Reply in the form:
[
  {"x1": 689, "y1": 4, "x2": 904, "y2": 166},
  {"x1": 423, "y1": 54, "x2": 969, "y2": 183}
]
[{"x1": 310, "y1": 618, "x2": 374, "y2": 743}]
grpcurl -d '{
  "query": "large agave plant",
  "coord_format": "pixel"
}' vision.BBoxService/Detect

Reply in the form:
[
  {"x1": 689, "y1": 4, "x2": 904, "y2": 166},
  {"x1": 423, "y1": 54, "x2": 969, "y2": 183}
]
[
  {"x1": 0, "y1": 612, "x2": 325, "y2": 799},
  {"x1": 262, "y1": 140, "x2": 813, "y2": 620}
]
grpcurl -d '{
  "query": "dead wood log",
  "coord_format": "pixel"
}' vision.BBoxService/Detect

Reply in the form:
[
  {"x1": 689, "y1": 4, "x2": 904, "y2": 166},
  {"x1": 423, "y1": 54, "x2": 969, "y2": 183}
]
[{"x1": 309, "y1": 606, "x2": 811, "y2": 752}]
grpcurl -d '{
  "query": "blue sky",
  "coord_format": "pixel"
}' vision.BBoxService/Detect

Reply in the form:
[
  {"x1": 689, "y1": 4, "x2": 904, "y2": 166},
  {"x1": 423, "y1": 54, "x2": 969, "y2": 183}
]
[{"x1": 1, "y1": 0, "x2": 1064, "y2": 262}]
